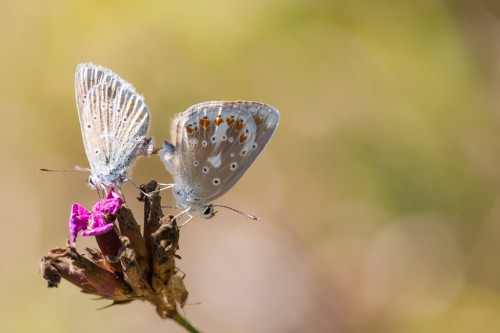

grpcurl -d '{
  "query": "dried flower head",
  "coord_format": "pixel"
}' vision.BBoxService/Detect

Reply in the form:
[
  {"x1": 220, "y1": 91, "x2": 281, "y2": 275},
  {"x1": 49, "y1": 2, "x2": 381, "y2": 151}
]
[{"x1": 40, "y1": 181, "x2": 198, "y2": 331}]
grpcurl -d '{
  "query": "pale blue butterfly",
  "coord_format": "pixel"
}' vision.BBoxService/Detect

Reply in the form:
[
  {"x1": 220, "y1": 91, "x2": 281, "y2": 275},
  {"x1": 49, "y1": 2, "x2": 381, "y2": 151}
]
[
  {"x1": 74, "y1": 63, "x2": 153, "y2": 194},
  {"x1": 158, "y1": 101, "x2": 280, "y2": 223}
]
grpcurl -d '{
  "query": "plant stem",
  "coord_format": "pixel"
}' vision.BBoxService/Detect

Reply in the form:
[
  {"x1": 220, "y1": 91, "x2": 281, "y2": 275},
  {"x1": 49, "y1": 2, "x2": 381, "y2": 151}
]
[{"x1": 171, "y1": 311, "x2": 201, "y2": 333}]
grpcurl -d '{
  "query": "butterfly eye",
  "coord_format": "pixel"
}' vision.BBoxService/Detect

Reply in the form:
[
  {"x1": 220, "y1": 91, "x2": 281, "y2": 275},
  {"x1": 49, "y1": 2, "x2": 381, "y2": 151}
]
[
  {"x1": 201, "y1": 205, "x2": 215, "y2": 219},
  {"x1": 88, "y1": 176, "x2": 95, "y2": 188}
]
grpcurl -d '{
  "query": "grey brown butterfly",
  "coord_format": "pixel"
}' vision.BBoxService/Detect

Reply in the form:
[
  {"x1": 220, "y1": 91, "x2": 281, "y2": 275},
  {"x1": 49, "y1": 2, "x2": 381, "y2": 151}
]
[
  {"x1": 158, "y1": 101, "x2": 280, "y2": 223},
  {"x1": 75, "y1": 63, "x2": 153, "y2": 194}
]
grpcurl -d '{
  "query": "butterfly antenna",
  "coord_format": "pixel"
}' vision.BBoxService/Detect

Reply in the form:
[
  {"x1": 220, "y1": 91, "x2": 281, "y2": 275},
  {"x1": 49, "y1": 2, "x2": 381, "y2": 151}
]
[
  {"x1": 212, "y1": 205, "x2": 261, "y2": 221},
  {"x1": 38, "y1": 167, "x2": 90, "y2": 173}
]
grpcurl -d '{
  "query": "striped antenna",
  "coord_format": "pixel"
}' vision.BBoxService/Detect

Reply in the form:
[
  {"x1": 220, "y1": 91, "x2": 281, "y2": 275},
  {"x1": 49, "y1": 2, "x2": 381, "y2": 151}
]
[
  {"x1": 212, "y1": 204, "x2": 261, "y2": 221},
  {"x1": 38, "y1": 167, "x2": 90, "y2": 173}
]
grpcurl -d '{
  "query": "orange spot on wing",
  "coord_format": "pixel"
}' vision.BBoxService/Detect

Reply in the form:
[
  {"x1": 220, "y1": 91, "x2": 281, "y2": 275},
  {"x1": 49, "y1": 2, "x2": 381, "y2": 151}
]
[
  {"x1": 215, "y1": 116, "x2": 224, "y2": 125},
  {"x1": 186, "y1": 125, "x2": 194, "y2": 134},
  {"x1": 226, "y1": 117, "x2": 235, "y2": 126},
  {"x1": 235, "y1": 119, "x2": 244, "y2": 131},
  {"x1": 239, "y1": 133, "x2": 247, "y2": 143},
  {"x1": 135, "y1": 114, "x2": 145, "y2": 122},
  {"x1": 255, "y1": 117, "x2": 263, "y2": 125},
  {"x1": 200, "y1": 118, "x2": 211, "y2": 128}
]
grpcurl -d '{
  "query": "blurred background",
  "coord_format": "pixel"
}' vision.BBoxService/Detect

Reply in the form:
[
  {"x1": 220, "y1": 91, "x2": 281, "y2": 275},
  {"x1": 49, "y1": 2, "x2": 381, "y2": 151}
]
[{"x1": 2, "y1": 0, "x2": 500, "y2": 332}]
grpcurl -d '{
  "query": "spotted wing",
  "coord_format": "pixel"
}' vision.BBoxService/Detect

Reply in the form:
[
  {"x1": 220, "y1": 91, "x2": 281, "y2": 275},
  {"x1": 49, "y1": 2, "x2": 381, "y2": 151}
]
[
  {"x1": 170, "y1": 101, "x2": 279, "y2": 204},
  {"x1": 75, "y1": 63, "x2": 124, "y2": 115},
  {"x1": 75, "y1": 63, "x2": 152, "y2": 185}
]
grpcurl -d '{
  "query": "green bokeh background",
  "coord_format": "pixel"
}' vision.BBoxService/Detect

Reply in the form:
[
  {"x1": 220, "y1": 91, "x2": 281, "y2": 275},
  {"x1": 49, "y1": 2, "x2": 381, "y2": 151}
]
[{"x1": 3, "y1": 0, "x2": 500, "y2": 332}]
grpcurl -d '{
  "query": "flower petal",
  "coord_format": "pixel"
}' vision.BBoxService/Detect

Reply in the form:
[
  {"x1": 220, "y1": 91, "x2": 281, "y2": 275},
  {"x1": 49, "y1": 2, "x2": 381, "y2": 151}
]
[
  {"x1": 93, "y1": 188, "x2": 123, "y2": 215},
  {"x1": 81, "y1": 221, "x2": 115, "y2": 237},
  {"x1": 69, "y1": 203, "x2": 91, "y2": 244},
  {"x1": 107, "y1": 188, "x2": 121, "y2": 201}
]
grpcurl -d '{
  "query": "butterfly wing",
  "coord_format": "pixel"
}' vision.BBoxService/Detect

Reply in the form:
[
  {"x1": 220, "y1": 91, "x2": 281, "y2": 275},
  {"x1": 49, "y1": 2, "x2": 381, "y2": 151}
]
[
  {"x1": 166, "y1": 101, "x2": 279, "y2": 205},
  {"x1": 75, "y1": 63, "x2": 152, "y2": 187},
  {"x1": 75, "y1": 63, "x2": 122, "y2": 113}
]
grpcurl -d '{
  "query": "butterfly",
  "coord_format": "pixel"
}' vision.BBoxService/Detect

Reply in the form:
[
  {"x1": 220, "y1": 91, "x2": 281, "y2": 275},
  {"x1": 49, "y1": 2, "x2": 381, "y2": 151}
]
[
  {"x1": 158, "y1": 101, "x2": 280, "y2": 223},
  {"x1": 74, "y1": 63, "x2": 153, "y2": 195}
]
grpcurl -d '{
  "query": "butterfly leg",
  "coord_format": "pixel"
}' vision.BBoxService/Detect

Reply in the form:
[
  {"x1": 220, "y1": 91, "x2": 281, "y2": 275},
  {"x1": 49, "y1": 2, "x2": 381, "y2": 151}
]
[
  {"x1": 172, "y1": 206, "x2": 192, "y2": 227},
  {"x1": 115, "y1": 186, "x2": 126, "y2": 202},
  {"x1": 157, "y1": 183, "x2": 174, "y2": 189},
  {"x1": 96, "y1": 184, "x2": 107, "y2": 199},
  {"x1": 179, "y1": 214, "x2": 194, "y2": 228},
  {"x1": 140, "y1": 182, "x2": 174, "y2": 197},
  {"x1": 154, "y1": 183, "x2": 174, "y2": 194},
  {"x1": 124, "y1": 179, "x2": 154, "y2": 198}
]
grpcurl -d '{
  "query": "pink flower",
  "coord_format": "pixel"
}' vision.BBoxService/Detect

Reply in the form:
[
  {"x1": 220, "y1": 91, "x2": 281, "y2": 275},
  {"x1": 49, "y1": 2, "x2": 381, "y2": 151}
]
[{"x1": 69, "y1": 189, "x2": 123, "y2": 244}]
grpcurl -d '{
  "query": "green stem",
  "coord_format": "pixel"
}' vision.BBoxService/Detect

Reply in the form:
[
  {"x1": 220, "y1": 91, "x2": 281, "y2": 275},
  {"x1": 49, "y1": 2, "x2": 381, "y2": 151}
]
[{"x1": 171, "y1": 310, "x2": 201, "y2": 333}]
